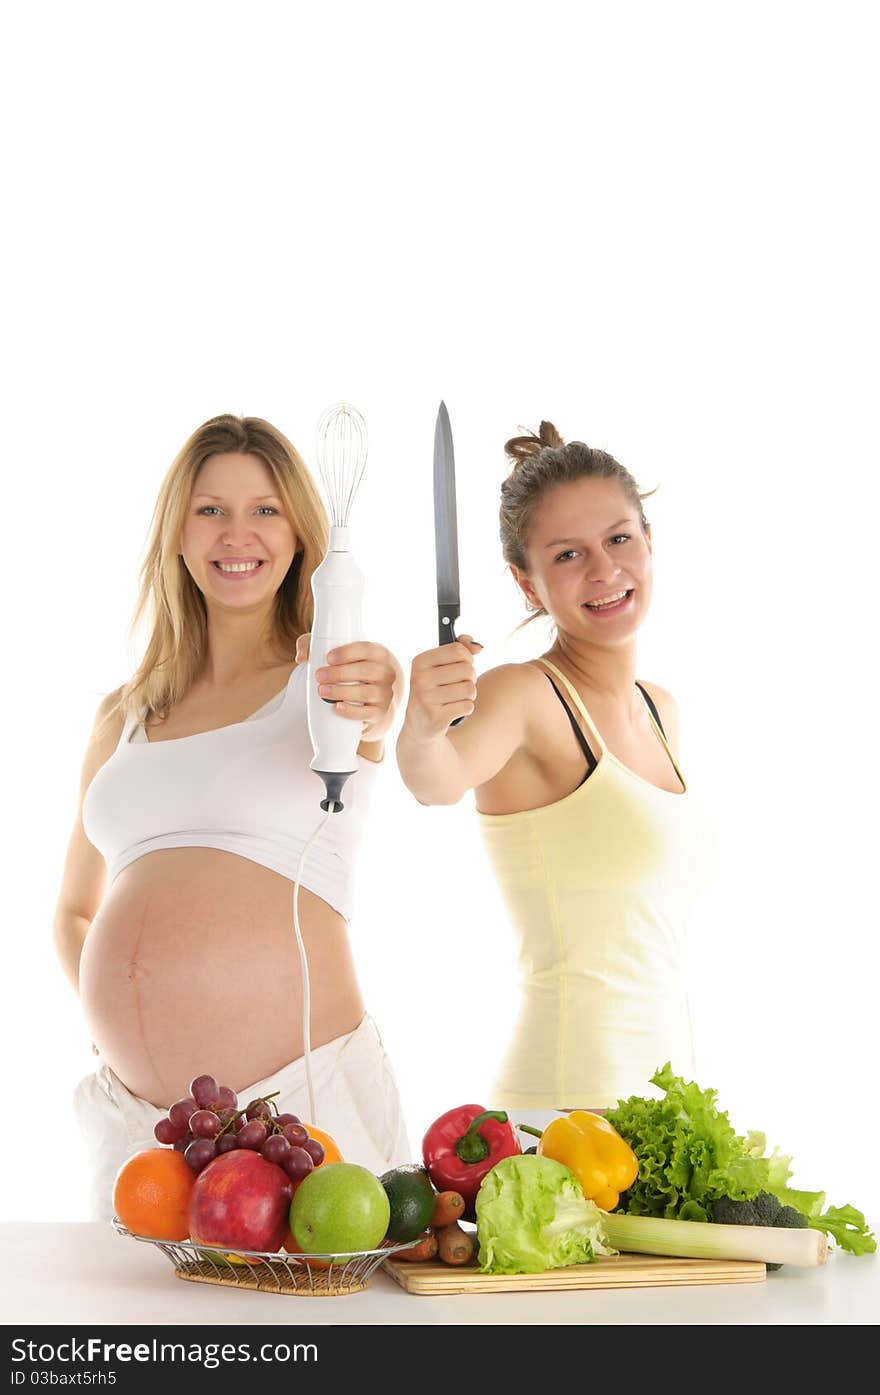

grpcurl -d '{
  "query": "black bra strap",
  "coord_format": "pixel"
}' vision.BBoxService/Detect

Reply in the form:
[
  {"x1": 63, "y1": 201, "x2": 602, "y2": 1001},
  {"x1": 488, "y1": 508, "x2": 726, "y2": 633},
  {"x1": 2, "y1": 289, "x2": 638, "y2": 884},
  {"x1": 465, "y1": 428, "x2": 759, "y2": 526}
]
[
  {"x1": 635, "y1": 681, "x2": 667, "y2": 738},
  {"x1": 546, "y1": 676, "x2": 598, "y2": 776},
  {"x1": 545, "y1": 674, "x2": 666, "y2": 776}
]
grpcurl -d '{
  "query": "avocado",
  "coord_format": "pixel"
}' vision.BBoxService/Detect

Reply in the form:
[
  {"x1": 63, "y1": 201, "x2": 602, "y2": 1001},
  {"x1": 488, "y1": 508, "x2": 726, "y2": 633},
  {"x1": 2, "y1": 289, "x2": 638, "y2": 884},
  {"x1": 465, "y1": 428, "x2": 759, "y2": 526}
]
[{"x1": 380, "y1": 1165, "x2": 436, "y2": 1242}]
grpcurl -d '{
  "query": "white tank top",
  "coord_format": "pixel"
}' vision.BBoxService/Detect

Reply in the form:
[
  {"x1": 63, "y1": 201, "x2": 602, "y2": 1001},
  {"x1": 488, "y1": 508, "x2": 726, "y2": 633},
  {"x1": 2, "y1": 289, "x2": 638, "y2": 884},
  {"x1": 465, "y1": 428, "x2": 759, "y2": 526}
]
[{"x1": 81, "y1": 663, "x2": 378, "y2": 921}]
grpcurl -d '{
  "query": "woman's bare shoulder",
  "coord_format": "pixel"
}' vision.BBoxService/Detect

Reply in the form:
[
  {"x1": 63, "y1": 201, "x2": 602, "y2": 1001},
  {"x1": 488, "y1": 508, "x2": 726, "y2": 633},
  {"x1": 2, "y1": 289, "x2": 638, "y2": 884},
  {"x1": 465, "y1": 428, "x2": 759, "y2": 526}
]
[
  {"x1": 637, "y1": 680, "x2": 681, "y2": 747},
  {"x1": 637, "y1": 678, "x2": 679, "y2": 711},
  {"x1": 97, "y1": 683, "x2": 126, "y2": 712},
  {"x1": 476, "y1": 660, "x2": 554, "y2": 701},
  {"x1": 86, "y1": 686, "x2": 128, "y2": 768}
]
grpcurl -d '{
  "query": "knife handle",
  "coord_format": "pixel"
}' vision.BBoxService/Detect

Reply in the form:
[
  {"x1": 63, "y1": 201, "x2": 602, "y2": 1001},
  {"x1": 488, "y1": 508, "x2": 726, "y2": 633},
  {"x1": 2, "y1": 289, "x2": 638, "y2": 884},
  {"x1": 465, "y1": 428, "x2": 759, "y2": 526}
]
[
  {"x1": 438, "y1": 606, "x2": 467, "y2": 726},
  {"x1": 438, "y1": 605, "x2": 459, "y2": 647}
]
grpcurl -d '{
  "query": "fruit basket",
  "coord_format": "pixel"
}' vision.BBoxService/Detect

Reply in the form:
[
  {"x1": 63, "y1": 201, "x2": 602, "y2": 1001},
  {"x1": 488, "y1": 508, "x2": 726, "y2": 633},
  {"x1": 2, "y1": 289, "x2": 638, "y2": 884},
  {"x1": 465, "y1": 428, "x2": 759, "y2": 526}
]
[{"x1": 112, "y1": 1217, "x2": 420, "y2": 1297}]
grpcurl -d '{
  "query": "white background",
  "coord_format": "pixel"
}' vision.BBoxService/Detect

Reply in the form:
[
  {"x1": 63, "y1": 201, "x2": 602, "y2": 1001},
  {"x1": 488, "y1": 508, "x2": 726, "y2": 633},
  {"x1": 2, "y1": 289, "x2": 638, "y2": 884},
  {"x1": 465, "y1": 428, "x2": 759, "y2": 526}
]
[{"x1": 1, "y1": 1, "x2": 878, "y2": 1236}]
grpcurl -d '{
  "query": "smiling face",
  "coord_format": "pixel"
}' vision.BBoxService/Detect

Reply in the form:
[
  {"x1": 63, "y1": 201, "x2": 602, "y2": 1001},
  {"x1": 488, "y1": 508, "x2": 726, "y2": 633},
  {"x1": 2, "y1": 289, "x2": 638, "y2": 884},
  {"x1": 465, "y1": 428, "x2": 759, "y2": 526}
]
[
  {"x1": 180, "y1": 451, "x2": 299, "y2": 612},
  {"x1": 512, "y1": 476, "x2": 653, "y2": 644}
]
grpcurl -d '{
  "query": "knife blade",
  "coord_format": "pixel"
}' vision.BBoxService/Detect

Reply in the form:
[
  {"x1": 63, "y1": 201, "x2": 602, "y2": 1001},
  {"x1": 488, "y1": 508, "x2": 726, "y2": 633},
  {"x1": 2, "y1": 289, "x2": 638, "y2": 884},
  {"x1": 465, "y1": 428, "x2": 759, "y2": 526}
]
[
  {"x1": 434, "y1": 400, "x2": 461, "y2": 647},
  {"x1": 433, "y1": 400, "x2": 468, "y2": 727}
]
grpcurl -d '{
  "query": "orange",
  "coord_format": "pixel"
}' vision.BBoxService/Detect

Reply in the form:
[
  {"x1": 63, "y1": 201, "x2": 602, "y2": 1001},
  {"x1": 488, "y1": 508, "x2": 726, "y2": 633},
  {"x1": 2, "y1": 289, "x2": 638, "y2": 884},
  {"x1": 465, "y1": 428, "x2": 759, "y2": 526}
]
[
  {"x1": 112, "y1": 1147, "x2": 195, "y2": 1242},
  {"x1": 299, "y1": 1123, "x2": 343, "y2": 1164}
]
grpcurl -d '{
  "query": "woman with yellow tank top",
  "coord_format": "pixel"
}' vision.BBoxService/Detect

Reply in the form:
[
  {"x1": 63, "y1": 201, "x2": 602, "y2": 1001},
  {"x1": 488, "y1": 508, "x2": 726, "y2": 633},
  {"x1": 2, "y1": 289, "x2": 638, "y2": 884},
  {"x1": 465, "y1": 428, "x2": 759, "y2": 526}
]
[{"x1": 396, "y1": 422, "x2": 717, "y2": 1125}]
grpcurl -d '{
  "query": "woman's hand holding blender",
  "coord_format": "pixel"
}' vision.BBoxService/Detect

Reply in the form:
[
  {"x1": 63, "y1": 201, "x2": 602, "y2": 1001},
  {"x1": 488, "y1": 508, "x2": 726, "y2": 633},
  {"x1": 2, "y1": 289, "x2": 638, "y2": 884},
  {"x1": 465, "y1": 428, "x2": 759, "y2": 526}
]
[{"x1": 295, "y1": 632, "x2": 404, "y2": 746}]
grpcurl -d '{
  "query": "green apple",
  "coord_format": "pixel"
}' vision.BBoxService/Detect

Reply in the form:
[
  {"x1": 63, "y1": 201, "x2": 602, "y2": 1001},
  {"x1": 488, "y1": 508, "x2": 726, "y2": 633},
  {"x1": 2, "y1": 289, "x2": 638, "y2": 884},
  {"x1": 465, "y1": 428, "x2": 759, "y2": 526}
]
[{"x1": 290, "y1": 1162, "x2": 391, "y2": 1255}]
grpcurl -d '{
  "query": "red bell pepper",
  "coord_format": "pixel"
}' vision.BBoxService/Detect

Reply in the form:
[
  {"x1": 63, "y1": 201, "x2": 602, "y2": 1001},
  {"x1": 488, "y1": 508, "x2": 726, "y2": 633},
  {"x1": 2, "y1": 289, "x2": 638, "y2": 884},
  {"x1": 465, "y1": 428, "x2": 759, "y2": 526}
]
[{"x1": 422, "y1": 1104, "x2": 522, "y2": 1216}]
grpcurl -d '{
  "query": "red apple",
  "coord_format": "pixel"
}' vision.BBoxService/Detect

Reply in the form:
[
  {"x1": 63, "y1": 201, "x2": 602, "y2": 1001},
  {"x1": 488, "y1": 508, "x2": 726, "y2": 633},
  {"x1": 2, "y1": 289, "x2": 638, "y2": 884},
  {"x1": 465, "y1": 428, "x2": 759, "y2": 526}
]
[{"x1": 188, "y1": 1150, "x2": 292, "y2": 1253}]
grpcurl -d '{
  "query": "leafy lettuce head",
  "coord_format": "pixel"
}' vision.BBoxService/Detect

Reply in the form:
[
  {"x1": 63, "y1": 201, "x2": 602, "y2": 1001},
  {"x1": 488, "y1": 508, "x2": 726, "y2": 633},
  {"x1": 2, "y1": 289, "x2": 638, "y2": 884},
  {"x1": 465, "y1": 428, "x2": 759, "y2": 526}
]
[{"x1": 476, "y1": 1154, "x2": 615, "y2": 1274}]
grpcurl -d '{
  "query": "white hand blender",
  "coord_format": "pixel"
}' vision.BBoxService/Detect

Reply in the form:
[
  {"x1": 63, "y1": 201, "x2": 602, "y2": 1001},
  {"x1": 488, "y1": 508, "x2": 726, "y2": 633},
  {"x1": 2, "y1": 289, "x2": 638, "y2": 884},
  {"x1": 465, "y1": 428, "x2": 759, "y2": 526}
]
[
  {"x1": 306, "y1": 402, "x2": 369, "y2": 810},
  {"x1": 292, "y1": 402, "x2": 368, "y2": 1127}
]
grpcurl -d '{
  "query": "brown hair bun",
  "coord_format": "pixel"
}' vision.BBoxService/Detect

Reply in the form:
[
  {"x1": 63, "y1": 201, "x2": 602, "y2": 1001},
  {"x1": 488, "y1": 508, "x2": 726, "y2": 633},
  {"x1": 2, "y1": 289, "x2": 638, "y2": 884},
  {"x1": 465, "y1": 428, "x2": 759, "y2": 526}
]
[{"x1": 504, "y1": 420, "x2": 565, "y2": 467}]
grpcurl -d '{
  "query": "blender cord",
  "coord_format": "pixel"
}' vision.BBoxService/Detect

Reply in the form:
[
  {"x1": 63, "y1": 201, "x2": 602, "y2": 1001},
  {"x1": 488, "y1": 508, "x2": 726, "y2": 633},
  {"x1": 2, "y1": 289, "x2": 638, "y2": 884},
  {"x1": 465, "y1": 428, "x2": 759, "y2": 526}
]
[{"x1": 292, "y1": 801, "x2": 338, "y2": 1126}]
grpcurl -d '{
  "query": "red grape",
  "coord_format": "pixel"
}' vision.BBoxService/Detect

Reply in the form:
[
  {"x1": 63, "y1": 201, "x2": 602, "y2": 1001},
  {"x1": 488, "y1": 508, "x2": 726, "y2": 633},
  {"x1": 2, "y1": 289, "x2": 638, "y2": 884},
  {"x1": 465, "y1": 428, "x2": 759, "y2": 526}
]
[
  {"x1": 275, "y1": 1113, "x2": 301, "y2": 1128},
  {"x1": 244, "y1": 1099, "x2": 273, "y2": 1121},
  {"x1": 216, "y1": 1085, "x2": 238, "y2": 1110},
  {"x1": 283, "y1": 1123, "x2": 308, "y2": 1146},
  {"x1": 261, "y1": 1135, "x2": 292, "y2": 1165},
  {"x1": 237, "y1": 1119, "x2": 269, "y2": 1150},
  {"x1": 173, "y1": 1132, "x2": 194, "y2": 1153},
  {"x1": 168, "y1": 1097, "x2": 197, "y2": 1129},
  {"x1": 283, "y1": 1147, "x2": 314, "y2": 1182},
  {"x1": 216, "y1": 1134, "x2": 239, "y2": 1154},
  {"x1": 190, "y1": 1109, "x2": 221, "y2": 1139},
  {"x1": 302, "y1": 1138, "x2": 325, "y2": 1166},
  {"x1": 154, "y1": 1117, "x2": 185, "y2": 1145},
  {"x1": 189, "y1": 1074, "x2": 219, "y2": 1109},
  {"x1": 216, "y1": 1108, "x2": 238, "y2": 1128},
  {"x1": 184, "y1": 1137, "x2": 217, "y2": 1172}
]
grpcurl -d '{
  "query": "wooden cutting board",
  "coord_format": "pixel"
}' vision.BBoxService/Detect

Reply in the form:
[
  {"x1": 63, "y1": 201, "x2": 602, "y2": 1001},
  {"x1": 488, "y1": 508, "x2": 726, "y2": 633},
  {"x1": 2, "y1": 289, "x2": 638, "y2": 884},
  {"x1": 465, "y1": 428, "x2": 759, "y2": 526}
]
[{"x1": 383, "y1": 1251, "x2": 765, "y2": 1295}]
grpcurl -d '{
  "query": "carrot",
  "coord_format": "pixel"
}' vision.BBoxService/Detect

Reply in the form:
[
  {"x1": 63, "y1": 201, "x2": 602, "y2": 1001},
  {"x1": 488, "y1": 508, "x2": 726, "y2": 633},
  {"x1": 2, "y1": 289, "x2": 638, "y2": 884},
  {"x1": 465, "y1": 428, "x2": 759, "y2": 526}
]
[
  {"x1": 437, "y1": 1221, "x2": 476, "y2": 1267},
  {"x1": 394, "y1": 1229, "x2": 438, "y2": 1263},
  {"x1": 431, "y1": 1190, "x2": 466, "y2": 1228}
]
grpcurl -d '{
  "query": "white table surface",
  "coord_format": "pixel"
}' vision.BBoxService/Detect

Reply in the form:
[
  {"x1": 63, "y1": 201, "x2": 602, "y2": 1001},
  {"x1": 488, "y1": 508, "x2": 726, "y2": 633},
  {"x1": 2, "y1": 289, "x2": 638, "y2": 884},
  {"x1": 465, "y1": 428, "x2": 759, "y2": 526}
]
[{"x1": 1, "y1": 1224, "x2": 876, "y2": 1326}]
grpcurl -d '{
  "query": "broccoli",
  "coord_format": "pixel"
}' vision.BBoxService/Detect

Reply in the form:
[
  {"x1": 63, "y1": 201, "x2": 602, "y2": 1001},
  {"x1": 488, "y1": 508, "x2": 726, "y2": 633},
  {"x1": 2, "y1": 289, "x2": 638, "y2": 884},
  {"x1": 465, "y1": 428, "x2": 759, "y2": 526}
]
[
  {"x1": 712, "y1": 1191, "x2": 808, "y2": 1270},
  {"x1": 776, "y1": 1205, "x2": 809, "y2": 1230},
  {"x1": 753, "y1": 1193, "x2": 784, "y2": 1226}
]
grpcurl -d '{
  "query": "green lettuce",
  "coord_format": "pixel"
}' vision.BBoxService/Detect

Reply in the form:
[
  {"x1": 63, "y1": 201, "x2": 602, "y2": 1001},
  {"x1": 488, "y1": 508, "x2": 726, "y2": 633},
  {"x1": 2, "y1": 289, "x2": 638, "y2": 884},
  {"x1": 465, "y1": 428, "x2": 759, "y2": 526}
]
[
  {"x1": 476, "y1": 1155, "x2": 616, "y2": 1274},
  {"x1": 605, "y1": 1064, "x2": 876, "y2": 1256}
]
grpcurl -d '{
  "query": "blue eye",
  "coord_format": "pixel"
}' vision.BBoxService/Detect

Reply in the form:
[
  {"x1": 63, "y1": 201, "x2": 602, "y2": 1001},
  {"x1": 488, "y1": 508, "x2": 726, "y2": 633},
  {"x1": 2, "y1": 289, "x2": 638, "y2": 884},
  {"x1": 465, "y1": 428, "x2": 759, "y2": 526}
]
[
  {"x1": 555, "y1": 536, "x2": 631, "y2": 561},
  {"x1": 196, "y1": 505, "x2": 280, "y2": 516}
]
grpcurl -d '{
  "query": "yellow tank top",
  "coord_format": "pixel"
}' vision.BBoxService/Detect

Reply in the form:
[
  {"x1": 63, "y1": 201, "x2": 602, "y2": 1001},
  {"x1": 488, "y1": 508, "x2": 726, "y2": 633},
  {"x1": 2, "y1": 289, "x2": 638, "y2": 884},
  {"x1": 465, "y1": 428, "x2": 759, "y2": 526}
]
[{"x1": 477, "y1": 659, "x2": 717, "y2": 1111}]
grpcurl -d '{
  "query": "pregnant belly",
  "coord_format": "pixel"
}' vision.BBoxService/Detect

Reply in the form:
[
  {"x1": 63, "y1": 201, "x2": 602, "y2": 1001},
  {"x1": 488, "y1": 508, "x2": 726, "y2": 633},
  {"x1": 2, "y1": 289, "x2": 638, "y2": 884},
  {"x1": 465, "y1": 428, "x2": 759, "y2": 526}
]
[{"x1": 78, "y1": 849, "x2": 364, "y2": 1108}]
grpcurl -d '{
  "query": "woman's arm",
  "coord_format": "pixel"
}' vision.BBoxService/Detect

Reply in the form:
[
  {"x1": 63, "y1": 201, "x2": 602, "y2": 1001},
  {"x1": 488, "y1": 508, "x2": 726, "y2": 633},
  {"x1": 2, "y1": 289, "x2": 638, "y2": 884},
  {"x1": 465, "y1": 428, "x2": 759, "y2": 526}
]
[
  {"x1": 396, "y1": 641, "x2": 533, "y2": 805},
  {"x1": 295, "y1": 635, "x2": 404, "y2": 762},
  {"x1": 52, "y1": 694, "x2": 123, "y2": 992}
]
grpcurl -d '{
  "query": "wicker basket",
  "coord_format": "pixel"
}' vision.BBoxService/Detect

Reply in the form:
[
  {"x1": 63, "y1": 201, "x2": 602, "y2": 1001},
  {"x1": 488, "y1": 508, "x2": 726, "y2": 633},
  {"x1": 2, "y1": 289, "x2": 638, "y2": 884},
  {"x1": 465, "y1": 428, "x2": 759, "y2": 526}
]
[{"x1": 112, "y1": 1217, "x2": 419, "y2": 1297}]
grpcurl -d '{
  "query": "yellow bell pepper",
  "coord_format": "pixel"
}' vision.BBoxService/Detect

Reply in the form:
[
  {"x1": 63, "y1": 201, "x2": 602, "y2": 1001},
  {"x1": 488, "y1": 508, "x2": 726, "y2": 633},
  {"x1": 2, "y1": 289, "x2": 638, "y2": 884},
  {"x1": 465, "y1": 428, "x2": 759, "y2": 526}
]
[{"x1": 536, "y1": 1111, "x2": 639, "y2": 1210}]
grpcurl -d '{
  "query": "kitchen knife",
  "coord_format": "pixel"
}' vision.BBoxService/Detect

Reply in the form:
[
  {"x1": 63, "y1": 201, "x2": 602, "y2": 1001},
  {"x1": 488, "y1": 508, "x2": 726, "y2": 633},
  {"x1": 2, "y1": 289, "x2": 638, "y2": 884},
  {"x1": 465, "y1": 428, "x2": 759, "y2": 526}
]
[
  {"x1": 433, "y1": 399, "x2": 460, "y2": 647},
  {"x1": 433, "y1": 400, "x2": 467, "y2": 727}
]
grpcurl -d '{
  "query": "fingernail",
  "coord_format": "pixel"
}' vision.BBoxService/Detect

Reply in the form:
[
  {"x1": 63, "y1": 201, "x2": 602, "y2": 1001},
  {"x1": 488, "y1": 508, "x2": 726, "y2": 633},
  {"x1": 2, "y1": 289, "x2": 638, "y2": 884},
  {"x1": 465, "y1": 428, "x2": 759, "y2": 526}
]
[
  {"x1": 316, "y1": 668, "x2": 328, "y2": 680},
  {"x1": 326, "y1": 649, "x2": 338, "y2": 662}
]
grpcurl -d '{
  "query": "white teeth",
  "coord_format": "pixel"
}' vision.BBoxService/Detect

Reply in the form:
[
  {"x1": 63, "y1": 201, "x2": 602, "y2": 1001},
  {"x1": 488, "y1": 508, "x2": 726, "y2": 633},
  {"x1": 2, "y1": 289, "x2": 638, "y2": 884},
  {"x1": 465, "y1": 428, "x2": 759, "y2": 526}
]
[
  {"x1": 216, "y1": 561, "x2": 261, "y2": 573},
  {"x1": 585, "y1": 589, "x2": 629, "y2": 610}
]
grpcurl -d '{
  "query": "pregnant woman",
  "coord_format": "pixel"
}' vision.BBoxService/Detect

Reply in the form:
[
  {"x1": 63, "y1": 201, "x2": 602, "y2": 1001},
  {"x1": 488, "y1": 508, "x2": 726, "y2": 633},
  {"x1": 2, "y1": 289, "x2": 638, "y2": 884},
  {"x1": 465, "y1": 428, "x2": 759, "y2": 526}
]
[
  {"x1": 53, "y1": 413, "x2": 410, "y2": 1219},
  {"x1": 397, "y1": 421, "x2": 716, "y2": 1129}
]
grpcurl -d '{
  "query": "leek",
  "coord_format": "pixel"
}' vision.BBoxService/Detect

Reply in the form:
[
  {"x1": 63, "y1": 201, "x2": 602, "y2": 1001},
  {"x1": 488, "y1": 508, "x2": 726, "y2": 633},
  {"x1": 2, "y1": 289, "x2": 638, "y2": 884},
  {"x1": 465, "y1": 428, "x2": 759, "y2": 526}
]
[{"x1": 600, "y1": 1211, "x2": 828, "y2": 1267}]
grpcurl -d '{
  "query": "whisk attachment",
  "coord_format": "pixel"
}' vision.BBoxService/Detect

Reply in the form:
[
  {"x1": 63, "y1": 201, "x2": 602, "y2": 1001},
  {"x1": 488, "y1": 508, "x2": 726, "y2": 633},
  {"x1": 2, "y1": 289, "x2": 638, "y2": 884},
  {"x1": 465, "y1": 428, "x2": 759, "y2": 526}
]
[{"x1": 316, "y1": 403, "x2": 368, "y2": 533}]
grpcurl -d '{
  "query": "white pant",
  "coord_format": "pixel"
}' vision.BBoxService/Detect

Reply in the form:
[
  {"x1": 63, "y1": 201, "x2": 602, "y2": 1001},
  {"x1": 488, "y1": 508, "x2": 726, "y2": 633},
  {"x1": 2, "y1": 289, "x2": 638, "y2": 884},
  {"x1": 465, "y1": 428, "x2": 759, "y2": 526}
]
[{"x1": 73, "y1": 1013, "x2": 412, "y2": 1222}]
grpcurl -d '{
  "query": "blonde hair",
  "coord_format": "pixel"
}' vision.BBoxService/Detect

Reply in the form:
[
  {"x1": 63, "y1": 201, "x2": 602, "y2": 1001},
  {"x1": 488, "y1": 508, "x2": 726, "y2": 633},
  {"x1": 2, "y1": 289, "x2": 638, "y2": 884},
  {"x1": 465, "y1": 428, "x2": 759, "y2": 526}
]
[
  {"x1": 105, "y1": 414, "x2": 328, "y2": 729},
  {"x1": 501, "y1": 421, "x2": 654, "y2": 627}
]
